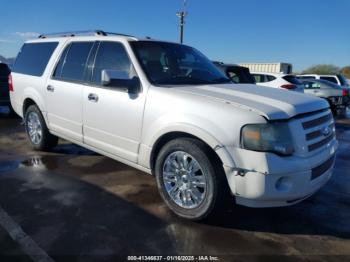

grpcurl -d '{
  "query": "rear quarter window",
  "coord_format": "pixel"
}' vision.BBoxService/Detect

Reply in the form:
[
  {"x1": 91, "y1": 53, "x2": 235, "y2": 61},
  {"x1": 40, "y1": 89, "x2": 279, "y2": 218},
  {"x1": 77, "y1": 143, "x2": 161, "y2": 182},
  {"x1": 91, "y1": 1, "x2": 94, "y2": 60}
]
[{"x1": 12, "y1": 42, "x2": 58, "y2": 77}]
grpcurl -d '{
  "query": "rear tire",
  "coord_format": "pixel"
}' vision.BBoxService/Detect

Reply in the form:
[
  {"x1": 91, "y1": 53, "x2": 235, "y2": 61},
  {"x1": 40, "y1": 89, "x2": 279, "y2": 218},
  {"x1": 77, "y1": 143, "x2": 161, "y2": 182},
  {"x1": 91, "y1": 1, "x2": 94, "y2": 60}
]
[
  {"x1": 154, "y1": 138, "x2": 232, "y2": 221},
  {"x1": 24, "y1": 105, "x2": 58, "y2": 151}
]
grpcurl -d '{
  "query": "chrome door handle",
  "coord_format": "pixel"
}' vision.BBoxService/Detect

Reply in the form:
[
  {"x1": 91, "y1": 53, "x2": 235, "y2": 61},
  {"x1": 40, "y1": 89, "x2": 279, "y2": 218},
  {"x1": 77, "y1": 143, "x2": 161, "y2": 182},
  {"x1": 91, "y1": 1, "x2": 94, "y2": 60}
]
[
  {"x1": 88, "y1": 93, "x2": 99, "y2": 102},
  {"x1": 47, "y1": 85, "x2": 55, "y2": 92}
]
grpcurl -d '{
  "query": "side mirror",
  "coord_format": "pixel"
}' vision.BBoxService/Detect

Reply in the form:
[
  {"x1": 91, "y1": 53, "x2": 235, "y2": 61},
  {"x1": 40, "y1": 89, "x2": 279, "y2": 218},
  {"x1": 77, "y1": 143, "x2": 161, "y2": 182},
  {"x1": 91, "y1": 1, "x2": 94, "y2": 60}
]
[{"x1": 101, "y1": 69, "x2": 141, "y2": 94}]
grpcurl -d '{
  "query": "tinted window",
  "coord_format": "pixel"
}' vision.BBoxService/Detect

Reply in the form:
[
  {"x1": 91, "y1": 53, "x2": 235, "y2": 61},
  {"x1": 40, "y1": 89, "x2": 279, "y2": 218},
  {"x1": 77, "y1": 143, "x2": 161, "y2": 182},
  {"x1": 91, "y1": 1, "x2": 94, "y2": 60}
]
[
  {"x1": 227, "y1": 67, "x2": 255, "y2": 84},
  {"x1": 282, "y1": 75, "x2": 302, "y2": 85},
  {"x1": 131, "y1": 41, "x2": 230, "y2": 86},
  {"x1": 320, "y1": 76, "x2": 338, "y2": 84},
  {"x1": 298, "y1": 76, "x2": 316, "y2": 79},
  {"x1": 60, "y1": 42, "x2": 93, "y2": 81},
  {"x1": 12, "y1": 42, "x2": 58, "y2": 76},
  {"x1": 266, "y1": 75, "x2": 276, "y2": 81},
  {"x1": 84, "y1": 42, "x2": 99, "y2": 82},
  {"x1": 92, "y1": 42, "x2": 132, "y2": 84},
  {"x1": 253, "y1": 74, "x2": 272, "y2": 83},
  {"x1": 228, "y1": 71, "x2": 239, "y2": 83},
  {"x1": 252, "y1": 74, "x2": 263, "y2": 82},
  {"x1": 52, "y1": 44, "x2": 70, "y2": 78}
]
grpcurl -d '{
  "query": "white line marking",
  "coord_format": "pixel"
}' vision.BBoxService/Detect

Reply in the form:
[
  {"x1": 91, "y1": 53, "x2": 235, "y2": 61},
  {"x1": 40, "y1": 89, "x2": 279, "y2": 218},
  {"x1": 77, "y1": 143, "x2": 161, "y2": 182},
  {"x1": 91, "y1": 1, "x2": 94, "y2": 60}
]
[{"x1": 0, "y1": 206, "x2": 54, "y2": 262}]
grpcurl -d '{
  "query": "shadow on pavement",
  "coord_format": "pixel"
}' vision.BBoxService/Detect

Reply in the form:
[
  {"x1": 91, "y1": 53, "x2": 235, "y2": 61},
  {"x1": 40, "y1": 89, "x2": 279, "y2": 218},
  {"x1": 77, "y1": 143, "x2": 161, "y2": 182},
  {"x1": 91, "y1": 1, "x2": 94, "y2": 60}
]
[{"x1": 0, "y1": 166, "x2": 176, "y2": 259}]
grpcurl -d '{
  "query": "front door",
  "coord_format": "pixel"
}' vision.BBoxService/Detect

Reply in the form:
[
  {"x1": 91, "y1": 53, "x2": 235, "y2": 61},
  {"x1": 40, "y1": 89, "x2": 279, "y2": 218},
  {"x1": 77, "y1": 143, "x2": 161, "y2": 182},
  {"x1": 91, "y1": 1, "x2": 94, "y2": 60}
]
[{"x1": 83, "y1": 41, "x2": 145, "y2": 163}]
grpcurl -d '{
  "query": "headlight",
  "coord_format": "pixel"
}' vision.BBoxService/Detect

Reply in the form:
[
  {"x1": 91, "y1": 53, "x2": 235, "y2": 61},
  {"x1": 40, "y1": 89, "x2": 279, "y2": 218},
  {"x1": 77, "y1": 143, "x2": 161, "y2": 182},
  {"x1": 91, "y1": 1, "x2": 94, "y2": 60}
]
[{"x1": 241, "y1": 122, "x2": 294, "y2": 156}]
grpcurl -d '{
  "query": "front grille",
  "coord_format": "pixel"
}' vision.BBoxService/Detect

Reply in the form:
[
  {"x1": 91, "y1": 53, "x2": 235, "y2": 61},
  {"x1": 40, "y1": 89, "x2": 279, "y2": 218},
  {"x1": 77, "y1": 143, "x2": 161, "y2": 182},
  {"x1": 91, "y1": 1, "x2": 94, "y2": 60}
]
[
  {"x1": 308, "y1": 134, "x2": 334, "y2": 151},
  {"x1": 305, "y1": 123, "x2": 335, "y2": 141},
  {"x1": 311, "y1": 155, "x2": 335, "y2": 180},
  {"x1": 302, "y1": 113, "x2": 332, "y2": 129},
  {"x1": 299, "y1": 112, "x2": 335, "y2": 153}
]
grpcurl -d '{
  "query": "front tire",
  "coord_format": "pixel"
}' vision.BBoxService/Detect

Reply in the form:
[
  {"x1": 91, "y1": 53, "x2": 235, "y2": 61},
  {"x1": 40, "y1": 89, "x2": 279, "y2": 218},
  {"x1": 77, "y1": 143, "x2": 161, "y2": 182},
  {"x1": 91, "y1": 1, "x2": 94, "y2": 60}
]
[
  {"x1": 154, "y1": 138, "x2": 231, "y2": 221},
  {"x1": 24, "y1": 105, "x2": 58, "y2": 151}
]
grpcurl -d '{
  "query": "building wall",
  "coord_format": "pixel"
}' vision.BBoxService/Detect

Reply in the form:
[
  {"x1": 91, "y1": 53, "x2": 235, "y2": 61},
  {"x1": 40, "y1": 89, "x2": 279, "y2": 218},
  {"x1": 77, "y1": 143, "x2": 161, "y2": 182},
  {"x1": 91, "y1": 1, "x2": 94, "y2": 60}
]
[{"x1": 239, "y1": 63, "x2": 293, "y2": 74}]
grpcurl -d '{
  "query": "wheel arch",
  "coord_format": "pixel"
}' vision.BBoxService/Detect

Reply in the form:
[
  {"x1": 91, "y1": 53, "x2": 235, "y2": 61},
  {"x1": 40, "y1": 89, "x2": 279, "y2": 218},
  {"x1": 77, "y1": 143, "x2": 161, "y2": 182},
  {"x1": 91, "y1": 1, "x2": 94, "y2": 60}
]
[
  {"x1": 149, "y1": 128, "x2": 235, "y2": 172},
  {"x1": 22, "y1": 96, "x2": 50, "y2": 127},
  {"x1": 22, "y1": 98, "x2": 37, "y2": 116}
]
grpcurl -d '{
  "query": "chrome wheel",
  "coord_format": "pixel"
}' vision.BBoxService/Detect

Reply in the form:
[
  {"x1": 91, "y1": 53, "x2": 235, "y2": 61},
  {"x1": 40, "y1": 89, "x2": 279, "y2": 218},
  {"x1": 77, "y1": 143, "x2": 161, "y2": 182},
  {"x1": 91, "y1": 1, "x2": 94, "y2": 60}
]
[
  {"x1": 162, "y1": 151, "x2": 207, "y2": 209},
  {"x1": 26, "y1": 112, "x2": 42, "y2": 145}
]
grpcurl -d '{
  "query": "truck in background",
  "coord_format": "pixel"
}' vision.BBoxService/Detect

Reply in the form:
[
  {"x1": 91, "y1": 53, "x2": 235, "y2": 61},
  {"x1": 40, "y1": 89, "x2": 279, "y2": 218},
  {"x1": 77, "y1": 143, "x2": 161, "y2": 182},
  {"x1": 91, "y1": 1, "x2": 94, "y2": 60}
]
[{"x1": 239, "y1": 63, "x2": 293, "y2": 74}]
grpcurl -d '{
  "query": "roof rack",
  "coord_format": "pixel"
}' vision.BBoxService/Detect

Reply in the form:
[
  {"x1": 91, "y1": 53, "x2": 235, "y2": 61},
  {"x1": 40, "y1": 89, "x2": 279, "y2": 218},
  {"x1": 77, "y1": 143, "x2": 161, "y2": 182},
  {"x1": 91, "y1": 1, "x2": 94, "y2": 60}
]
[{"x1": 38, "y1": 30, "x2": 134, "y2": 39}]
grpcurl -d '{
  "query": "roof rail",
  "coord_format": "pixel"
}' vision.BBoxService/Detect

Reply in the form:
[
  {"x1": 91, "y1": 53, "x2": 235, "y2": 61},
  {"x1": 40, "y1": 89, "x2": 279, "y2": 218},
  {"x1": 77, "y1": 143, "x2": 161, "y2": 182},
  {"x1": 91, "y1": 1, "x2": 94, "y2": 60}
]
[{"x1": 38, "y1": 30, "x2": 134, "y2": 39}]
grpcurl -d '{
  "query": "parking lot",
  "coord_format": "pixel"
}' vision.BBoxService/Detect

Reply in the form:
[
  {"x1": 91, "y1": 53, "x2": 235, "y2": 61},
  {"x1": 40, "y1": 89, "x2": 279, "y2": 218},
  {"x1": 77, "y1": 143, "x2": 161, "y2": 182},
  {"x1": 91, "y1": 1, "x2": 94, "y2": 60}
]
[{"x1": 0, "y1": 107, "x2": 350, "y2": 261}]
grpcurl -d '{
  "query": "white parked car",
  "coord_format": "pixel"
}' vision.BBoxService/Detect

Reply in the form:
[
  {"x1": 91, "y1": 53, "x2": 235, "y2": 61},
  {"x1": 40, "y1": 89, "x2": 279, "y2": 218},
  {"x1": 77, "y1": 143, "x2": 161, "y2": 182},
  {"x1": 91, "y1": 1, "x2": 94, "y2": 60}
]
[
  {"x1": 10, "y1": 30, "x2": 337, "y2": 220},
  {"x1": 297, "y1": 74, "x2": 349, "y2": 88},
  {"x1": 251, "y1": 72, "x2": 304, "y2": 92}
]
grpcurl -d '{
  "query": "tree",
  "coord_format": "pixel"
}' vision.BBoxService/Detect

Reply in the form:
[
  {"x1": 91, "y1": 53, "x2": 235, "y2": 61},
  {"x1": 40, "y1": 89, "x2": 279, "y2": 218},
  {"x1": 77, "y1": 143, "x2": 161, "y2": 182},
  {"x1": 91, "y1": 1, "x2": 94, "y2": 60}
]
[
  {"x1": 341, "y1": 66, "x2": 350, "y2": 79},
  {"x1": 302, "y1": 64, "x2": 340, "y2": 75}
]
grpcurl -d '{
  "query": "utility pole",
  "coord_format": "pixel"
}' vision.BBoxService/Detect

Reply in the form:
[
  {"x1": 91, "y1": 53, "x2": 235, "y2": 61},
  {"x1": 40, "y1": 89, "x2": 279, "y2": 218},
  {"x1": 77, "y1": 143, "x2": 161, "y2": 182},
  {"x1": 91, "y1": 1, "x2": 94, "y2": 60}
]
[{"x1": 176, "y1": 0, "x2": 187, "y2": 44}]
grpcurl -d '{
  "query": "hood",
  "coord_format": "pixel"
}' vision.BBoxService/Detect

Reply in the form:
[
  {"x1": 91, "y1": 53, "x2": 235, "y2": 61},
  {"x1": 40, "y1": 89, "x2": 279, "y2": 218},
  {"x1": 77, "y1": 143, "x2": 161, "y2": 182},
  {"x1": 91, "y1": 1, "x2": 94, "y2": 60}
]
[{"x1": 175, "y1": 84, "x2": 329, "y2": 120}]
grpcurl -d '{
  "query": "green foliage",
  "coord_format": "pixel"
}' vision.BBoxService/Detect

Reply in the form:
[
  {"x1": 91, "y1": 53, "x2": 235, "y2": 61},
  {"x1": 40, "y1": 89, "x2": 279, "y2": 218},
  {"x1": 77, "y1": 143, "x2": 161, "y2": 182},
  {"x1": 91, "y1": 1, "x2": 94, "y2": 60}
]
[
  {"x1": 341, "y1": 66, "x2": 350, "y2": 79},
  {"x1": 302, "y1": 64, "x2": 340, "y2": 75}
]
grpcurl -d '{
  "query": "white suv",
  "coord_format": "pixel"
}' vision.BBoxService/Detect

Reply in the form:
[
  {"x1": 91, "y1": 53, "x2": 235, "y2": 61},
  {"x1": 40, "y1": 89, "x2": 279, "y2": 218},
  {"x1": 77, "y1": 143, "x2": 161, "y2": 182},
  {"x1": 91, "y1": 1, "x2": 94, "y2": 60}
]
[
  {"x1": 10, "y1": 30, "x2": 337, "y2": 220},
  {"x1": 251, "y1": 72, "x2": 304, "y2": 93}
]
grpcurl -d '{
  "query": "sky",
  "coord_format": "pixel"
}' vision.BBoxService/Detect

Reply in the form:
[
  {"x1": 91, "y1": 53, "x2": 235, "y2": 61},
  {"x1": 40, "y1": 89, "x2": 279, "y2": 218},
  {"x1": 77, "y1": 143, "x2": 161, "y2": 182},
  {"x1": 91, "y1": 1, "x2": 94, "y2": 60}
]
[{"x1": 0, "y1": 0, "x2": 349, "y2": 71}]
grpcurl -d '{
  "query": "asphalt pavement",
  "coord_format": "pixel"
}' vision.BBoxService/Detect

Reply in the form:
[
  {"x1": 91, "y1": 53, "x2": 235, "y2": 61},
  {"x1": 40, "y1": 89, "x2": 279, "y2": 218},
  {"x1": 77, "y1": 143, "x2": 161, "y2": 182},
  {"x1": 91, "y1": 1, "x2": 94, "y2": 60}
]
[{"x1": 0, "y1": 106, "x2": 349, "y2": 262}]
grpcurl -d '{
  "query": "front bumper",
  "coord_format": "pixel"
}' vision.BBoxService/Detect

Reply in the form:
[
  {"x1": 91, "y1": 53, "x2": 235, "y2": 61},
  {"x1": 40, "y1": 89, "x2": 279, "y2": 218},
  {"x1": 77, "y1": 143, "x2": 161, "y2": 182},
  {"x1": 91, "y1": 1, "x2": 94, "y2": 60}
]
[{"x1": 223, "y1": 139, "x2": 338, "y2": 207}]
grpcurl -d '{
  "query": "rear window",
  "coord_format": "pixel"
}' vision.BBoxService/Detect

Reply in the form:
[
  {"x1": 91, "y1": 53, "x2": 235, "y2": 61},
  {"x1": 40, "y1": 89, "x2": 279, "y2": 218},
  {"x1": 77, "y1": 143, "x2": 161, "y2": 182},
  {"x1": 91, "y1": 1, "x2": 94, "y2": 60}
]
[
  {"x1": 12, "y1": 42, "x2": 58, "y2": 76},
  {"x1": 282, "y1": 75, "x2": 302, "y2": 85},
  {"x1": 320, "y1": 76, "x2": 338, "y2": 84}
]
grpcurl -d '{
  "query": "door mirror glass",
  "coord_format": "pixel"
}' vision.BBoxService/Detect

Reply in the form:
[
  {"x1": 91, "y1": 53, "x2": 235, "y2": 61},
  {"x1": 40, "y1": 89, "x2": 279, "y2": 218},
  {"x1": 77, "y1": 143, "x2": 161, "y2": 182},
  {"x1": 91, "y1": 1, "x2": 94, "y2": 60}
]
[{"x1": 101, "y1": 69, "x2": 141, "y2": 94}]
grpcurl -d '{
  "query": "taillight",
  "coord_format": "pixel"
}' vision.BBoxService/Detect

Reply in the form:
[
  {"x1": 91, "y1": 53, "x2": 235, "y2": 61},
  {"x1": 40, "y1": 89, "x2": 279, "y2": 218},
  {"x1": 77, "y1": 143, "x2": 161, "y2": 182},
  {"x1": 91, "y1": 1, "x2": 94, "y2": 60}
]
[
  {"x1": 280, "y1": 84, "x2": 297, "y2": 90},
  {"x1": 342, "y1": 89, "x2": 348, "y2": 96},
  {"x1": 8, "y1": 74, "x2": 13, "y2": 92}
]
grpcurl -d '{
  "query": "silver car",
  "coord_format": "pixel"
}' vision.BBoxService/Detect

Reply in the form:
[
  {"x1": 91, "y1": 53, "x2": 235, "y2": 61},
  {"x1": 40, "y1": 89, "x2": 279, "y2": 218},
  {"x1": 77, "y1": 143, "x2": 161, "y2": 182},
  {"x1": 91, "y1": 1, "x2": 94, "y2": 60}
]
[{"x1": 301, "y1": 79, "x2": 349, "y2": 114}]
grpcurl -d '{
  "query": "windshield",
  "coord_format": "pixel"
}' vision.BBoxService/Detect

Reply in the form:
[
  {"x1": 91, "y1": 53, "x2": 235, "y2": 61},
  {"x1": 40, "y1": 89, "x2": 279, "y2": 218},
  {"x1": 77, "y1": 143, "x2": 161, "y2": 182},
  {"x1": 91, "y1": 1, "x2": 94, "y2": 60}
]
[{"x1": 130, "y1": 41, "x2": 231, "y2": 86}]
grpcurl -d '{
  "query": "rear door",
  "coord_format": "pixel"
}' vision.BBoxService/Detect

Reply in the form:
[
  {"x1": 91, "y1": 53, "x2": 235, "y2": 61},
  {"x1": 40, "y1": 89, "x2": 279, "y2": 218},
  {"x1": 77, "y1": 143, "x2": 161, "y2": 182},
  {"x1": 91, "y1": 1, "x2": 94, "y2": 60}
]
[
  {"x1": 82, "y1": 41, "x2": 146, "y2": 163},
  {"x1": 46, "y1": 41, "x2": 94, "y2": 143}
]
